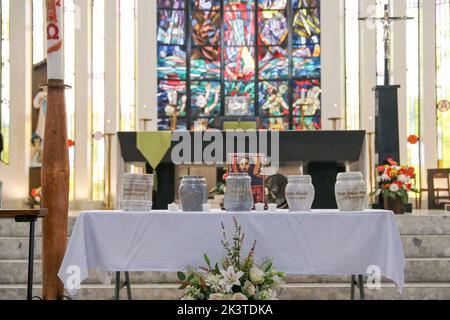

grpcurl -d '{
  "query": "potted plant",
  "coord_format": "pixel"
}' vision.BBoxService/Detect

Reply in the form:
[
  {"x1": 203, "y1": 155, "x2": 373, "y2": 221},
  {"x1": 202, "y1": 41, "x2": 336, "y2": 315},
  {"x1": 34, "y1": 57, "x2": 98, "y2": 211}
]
[
  {"x1": 26, "y1": 187, "x2": 42, "y2": 209},
  {"x1": 373, "y1": 159, "x2": 417, "y2": 214},
  {"x1": 177, "y1": 217, "x2": 285, "y2": 300}
]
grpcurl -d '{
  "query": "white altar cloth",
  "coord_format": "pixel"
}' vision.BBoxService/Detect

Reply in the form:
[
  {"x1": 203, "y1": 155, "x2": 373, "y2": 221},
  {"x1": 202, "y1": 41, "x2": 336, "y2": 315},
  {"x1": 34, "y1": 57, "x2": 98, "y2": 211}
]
[{"x1": 58, "y1": 210, "x2": 405, "y2": 296}]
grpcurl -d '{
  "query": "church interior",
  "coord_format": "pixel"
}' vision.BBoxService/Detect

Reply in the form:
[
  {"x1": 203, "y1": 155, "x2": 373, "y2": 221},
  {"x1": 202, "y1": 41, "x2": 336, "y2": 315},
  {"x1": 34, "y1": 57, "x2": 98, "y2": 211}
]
[{"x1": 0, "y1": 0, "x2": 449, "y2": 301}]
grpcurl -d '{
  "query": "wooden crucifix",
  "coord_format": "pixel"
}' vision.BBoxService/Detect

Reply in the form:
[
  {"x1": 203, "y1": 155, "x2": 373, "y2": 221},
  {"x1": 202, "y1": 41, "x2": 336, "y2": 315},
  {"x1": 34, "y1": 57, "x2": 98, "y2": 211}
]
[{"x1": 359, "y1": 3, "x2": 413, "y2": 86}]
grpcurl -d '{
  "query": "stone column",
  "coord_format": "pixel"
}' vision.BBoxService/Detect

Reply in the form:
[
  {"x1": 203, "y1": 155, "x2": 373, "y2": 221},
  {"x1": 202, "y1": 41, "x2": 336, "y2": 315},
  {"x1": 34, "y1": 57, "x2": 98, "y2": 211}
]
[
  {"x1": 136, "y1": 0, "x2": 157, "y2": 131},
  {"x1": 0, "y1": 0, "x2": 32, "y2": 207},
  {"x1": 321, "y1": 0, "x2": 346, "y2": 130},
  {"x1": 74, "y1": 0, "x2": 92, "y2": 207},
  {"x1": 421, "y1": 0, "x2": 438, "y2": 189}
]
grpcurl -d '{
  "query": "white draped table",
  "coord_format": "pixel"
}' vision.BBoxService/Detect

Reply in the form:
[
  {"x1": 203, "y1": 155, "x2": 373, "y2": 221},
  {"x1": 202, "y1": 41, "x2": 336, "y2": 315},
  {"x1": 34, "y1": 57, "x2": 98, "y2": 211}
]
[{"x1": 58, "y1": 210, "x2": 405, "y2": 297}]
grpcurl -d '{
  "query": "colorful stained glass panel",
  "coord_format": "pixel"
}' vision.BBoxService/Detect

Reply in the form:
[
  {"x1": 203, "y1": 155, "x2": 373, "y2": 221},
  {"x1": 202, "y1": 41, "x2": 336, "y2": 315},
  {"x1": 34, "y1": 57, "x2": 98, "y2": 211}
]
[
  {"x1": 258, "y1": 81, "x2": 289, "y2": 117},
  {"x1": 158, "y1": 46, "x2": 187, "y2": 79},
  {"x1": 258, "y1": 10, "x2": 288, "y2": 46},
  {"x1": 192, "y1": 10, "x2": 221, "y2": 46},
  {"x1": 191, "y1": 118, "x2": 219, "y2": 131},
  {"x1": 191, "y1": 47, "x2": 221, "y2": 80},
  {"x1": 293, "y1": 79, "x2": 321, "y2": 117},
  {"x1": 293, "y1": 0, "x2": 320, "y2": 8},
  {"x1": 224, "y1": 47, "x2": 255, "y2": 80},
  {"x1": 293, "y1": 9, "x2": 320, "y2": 46},
  {"x1": 225, "y1": 1, "x2": 254, "y2": 10},
  {"x1": 258, "y1": 0, "x2": 287, "y2": 10},
  {"x1": 191, "y1": 81, "x2": 222, "y2": 117},
  {"x1": 158, "y1": 0, "x2": 185, "y2": 9},
  {"x1": 261, "y1": 117, "x2": 289, "y2": 130},
  {"x1": 192, "y1": 0, "x2": 220, "y2": 10},
  {"x1": 293, "y1": 116, "x2": 321, "y2": 130},
  {"x1": 259, "y1": 46, "x2": 289, "y2": 79},
  {"x1": 293, "y1": 45, "x2": 321, "y2": 78},
  {"x1": 157, "y1": 10, "x2": 185, "y2": 45},
  {"x1": 157, "y1": 80, "x2": 187, "y2": 118},
  {"x1": 225, "y1": 81, "x2": 256, "y2": 115},
  {"x1": 224, "y1": 10, "x2": 255, "y2": 46},
  {"x1": 158, "y1": 117, "x2": 187, "y2": 131}
]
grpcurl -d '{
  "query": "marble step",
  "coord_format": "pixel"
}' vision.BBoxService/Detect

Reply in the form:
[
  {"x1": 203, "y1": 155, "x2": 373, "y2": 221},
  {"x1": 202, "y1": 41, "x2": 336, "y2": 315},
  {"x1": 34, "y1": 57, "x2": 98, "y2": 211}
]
[
  {"x1": 2, "y1": 283, "x2": 450, "y2": 300},
  {"x1": 1, "y1": 258, "x2": 450, "y2": 285},
  {"x1": 1, "y1": 214, "x2": 450, "y2": 237},
  {"x1": 2, "y1": 235, "x2": 450, "y2": 260}
]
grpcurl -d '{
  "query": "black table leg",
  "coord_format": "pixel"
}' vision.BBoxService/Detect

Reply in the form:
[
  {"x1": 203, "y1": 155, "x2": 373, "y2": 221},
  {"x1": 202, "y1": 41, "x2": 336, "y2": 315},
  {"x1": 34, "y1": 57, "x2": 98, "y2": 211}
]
[
  {"x1": 358, "y1": 275, "x2": 366, "y2": 300},
  {"x1": 125, "y1": 272, "x2": 132, "y2": 300},
  {"x1": 351, "y1": 275, "x2": 356, "y2": 300},
  {"x1": 350, "y1": 275, "x2": 366, "y2": 301},
  {"x1": 115, "y1": 272, "x2": 120, "y2": 300},
  {"x1": 27, "y1": 219, "x2": 36, "y2": 301},
  {"x1": 115, "y1": 272, "x2": 133, "y2": 300}
]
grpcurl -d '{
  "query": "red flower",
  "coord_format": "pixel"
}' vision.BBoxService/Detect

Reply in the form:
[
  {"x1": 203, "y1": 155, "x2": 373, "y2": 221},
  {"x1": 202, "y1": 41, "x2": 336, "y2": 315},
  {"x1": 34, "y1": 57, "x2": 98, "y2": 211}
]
[
  {"x1": 408, "y1": 135, "x2": 419, "y2": 145},
  {"x1": 68, "y1": 139, "x2": 75, "y2": 147},
  {"x1": 377, "y1": 166, "x2": 386, "y2": 173},
  {"x1": 386, "y1": 167, "x2": 392, "y2": 178},
  {"x1": 408, "y1": 167, "x2": 415, "y2": 178},
  {"x1": 395, "y1": 181, "x2": 404, "y2": 189},
  {"x1": 405, "y1": 183, "x2": 412, "y2": 190},
  {"x1": 31, "y1": 188, "x2": 39, "y2": 198},
  {"x1": 387, "y1": 158, "x2": 398, "y2": 166}
]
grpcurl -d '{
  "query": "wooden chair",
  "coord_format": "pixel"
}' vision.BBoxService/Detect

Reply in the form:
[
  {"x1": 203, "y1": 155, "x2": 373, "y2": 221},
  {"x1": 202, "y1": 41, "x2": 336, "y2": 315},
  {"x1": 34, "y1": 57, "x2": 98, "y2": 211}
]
[{"x1": 427, "y1": 169, "x2": 450, "y2": 210}]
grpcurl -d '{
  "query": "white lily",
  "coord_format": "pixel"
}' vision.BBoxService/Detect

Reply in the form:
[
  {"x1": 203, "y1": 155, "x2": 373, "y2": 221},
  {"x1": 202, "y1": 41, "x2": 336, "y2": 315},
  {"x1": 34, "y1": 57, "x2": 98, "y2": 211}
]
[{"x1": 219, "y1": 266, "x2": 244, "y2": 293}]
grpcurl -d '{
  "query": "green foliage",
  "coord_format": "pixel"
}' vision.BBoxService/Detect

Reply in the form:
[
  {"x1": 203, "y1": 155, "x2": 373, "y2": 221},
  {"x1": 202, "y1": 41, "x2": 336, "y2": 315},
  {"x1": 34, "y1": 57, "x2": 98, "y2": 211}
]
[{"x1": 177, "y1": 217, "x2": 285, "y2": 300}]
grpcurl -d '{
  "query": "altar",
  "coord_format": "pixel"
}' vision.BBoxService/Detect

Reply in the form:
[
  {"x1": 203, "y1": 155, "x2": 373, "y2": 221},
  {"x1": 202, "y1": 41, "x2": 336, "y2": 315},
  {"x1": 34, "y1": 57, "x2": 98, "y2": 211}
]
[{"x1": 118, "y1": 131, "x2": 366, "y2": 209}]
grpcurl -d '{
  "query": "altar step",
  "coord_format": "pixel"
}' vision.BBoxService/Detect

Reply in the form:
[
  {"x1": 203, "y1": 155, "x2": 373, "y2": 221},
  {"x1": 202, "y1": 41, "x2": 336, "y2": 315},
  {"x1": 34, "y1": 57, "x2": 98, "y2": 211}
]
[
  {"x1": 2, "y1": 283, "x2": 450, "y2": 300},
  {"x1": 1, "y1": 258, "x2": 450, "y2": 285}
]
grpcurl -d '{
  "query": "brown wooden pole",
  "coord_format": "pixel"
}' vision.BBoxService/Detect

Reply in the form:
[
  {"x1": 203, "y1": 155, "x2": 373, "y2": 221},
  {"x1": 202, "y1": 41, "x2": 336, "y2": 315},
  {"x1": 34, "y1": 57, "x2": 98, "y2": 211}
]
[{"x1": 41, "y1": 79, "x2": 70, "y2": 300}]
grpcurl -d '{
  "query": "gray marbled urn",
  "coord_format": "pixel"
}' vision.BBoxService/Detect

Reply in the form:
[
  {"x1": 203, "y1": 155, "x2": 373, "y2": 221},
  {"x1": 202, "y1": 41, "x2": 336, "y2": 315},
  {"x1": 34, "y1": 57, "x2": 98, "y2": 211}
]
[
  {"x1": 179, "y1": 176, "x2": 208, "y2": 212},
  {"x1": 224, "y1": 173, "x2": 254, "y2": 212}
]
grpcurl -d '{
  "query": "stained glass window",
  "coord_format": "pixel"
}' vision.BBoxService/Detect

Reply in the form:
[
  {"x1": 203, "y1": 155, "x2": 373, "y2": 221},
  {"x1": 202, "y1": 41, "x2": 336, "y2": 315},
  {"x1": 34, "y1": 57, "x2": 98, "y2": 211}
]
[
  {"x1": 437, "y1": 0, "x2": 450, "y2": 168},
  {"x1": 1, "y1": 0, "x2": 10, "y2": 163},
  {"x1": 157, "y1": 0, "x2": 321, "y2": 131}
]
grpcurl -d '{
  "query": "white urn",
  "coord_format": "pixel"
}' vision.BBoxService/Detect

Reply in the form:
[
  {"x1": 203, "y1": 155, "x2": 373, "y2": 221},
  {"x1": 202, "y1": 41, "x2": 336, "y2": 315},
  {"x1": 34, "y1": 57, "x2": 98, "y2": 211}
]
[
  {"x1": 335, "y1": 172, "x2": 368, "y2": 212},
  {"x1": 285, "y1": 175, "x2": 315, "y2": 212}
]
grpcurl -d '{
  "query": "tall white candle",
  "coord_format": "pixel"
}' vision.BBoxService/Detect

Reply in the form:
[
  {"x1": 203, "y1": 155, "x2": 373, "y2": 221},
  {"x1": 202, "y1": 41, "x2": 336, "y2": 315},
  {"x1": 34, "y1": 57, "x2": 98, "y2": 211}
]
[{"x1": 46, "y1": 0, "x2": 64, "y2": 80}]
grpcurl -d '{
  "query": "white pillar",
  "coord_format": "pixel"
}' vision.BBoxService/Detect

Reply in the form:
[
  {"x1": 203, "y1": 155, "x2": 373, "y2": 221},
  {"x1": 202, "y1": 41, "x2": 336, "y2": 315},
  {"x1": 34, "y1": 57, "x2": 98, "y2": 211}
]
[
  {"x1": 421, "y1": 0, "x2": 438, "y2": 187},
  {"x1": 73, "y1": 0, "x2": 92, "y2": 207},
  {"x1": 0, "y1": 0, "x2": 32, "y2": 207},
  {"x1": 359, "y1": 0, "x2": 377, "y2": 134},
  {"x1": 136, "y1": 0, "x2": 157, "y2": 131},
  {"x1": 321, "y1": 0, "x2": 346, "y2": 130},
  {"x1": 105, "y1": 0, "x2": 120, "y2": 206},
  {"x1": 359, "y1": 0, "x2": 377, "y2": 182},
  {"x1": 392, "y1": 0, "x2": 408, "y2": 165}
]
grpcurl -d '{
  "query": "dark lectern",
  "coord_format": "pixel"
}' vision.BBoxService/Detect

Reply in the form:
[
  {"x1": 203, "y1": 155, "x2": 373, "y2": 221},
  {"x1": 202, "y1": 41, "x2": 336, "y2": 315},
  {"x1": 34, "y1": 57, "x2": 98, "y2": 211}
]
[
  {"x1": 374, "y1": 85, "x2": 400, "y2": 164},
  {"x1": 118, "y1": 131, "x2": 366, "y2": 210}
]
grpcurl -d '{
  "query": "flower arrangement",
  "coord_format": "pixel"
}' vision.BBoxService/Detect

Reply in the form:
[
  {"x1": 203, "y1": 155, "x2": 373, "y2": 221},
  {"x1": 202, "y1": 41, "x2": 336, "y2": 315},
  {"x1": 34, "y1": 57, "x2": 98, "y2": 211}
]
[
  {"x1": 373, "y1": 158, "x2": 417, "y2": 205},
  {"x1": 26, "y1": 187, "x2": 42, "y2": 208},
  {"x1": 177, "y1": 217, "x2": 285, "y2": 300}
]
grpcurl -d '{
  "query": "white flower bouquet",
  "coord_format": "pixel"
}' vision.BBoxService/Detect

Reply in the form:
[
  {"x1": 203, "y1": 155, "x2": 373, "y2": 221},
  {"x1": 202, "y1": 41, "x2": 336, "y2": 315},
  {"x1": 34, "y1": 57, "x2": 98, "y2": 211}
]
[{"x1": 178, "y1": 217, "x2": 285, "y2": 300}]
